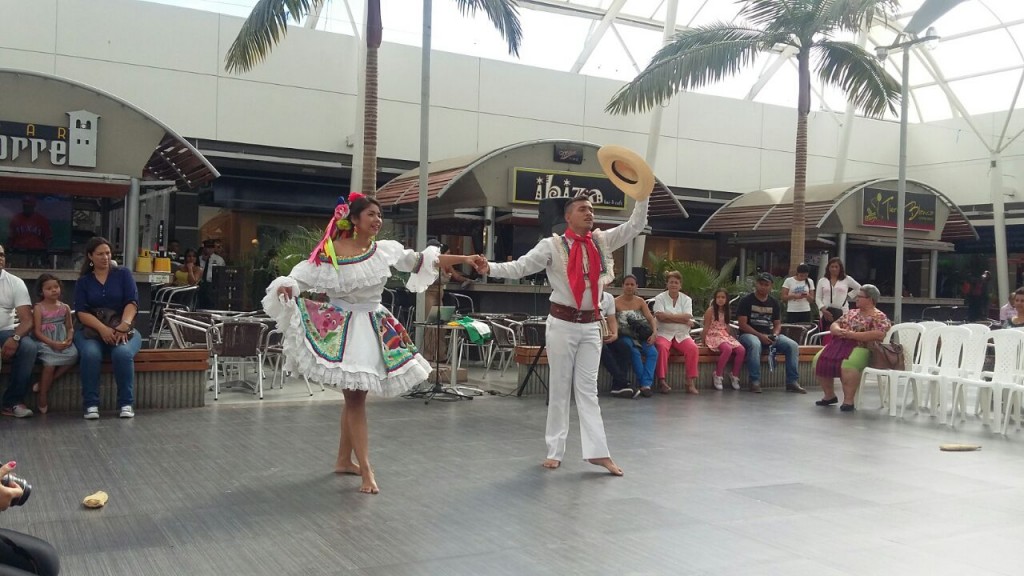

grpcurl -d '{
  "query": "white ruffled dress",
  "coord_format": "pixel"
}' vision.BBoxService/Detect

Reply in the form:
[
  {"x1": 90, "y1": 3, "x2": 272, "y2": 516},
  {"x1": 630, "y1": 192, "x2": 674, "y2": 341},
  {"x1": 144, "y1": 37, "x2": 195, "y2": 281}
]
[{"x1": 262, "y1": 240, "x2": 440, "y2": 396}]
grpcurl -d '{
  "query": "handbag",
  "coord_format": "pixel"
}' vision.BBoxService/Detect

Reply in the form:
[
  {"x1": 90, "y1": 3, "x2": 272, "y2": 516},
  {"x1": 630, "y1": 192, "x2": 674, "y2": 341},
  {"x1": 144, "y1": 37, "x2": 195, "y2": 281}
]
[
  {"x1": 82, "y1": 308, "x2": 131, "y2": 340},
  {"x1": 867, "y1": 341, "x2": 905, "y2": 371},
  {"x1": 825, "y1": 306, "x2": 844, "y2": 321},
  {"x1": 626, "y1": 315, "x2": 654, "y2": 343}
]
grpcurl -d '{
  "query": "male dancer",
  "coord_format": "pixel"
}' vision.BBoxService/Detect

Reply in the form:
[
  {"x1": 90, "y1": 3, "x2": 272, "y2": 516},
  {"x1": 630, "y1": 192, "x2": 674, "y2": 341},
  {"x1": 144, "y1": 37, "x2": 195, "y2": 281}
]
[{"x1": 473, "y1": 195, "x2": 648, "y2": 475}]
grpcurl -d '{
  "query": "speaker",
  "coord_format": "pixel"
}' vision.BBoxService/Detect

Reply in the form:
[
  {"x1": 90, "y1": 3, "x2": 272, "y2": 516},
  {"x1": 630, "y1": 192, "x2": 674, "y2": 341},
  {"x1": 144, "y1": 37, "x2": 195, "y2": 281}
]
[
  {"x1": 538, "y1": 198, "x2": 568, "y2": 238},
  {"x1": 631, "y1": 267, "x2": 648, "y2": 288}
]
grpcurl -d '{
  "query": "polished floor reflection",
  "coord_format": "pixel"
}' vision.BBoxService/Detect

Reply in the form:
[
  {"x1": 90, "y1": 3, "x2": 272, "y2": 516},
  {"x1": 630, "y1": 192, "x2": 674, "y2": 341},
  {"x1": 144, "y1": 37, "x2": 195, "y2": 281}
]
[{"x1": 1, "y1": 370, "x2": 1023, "y2": 576}]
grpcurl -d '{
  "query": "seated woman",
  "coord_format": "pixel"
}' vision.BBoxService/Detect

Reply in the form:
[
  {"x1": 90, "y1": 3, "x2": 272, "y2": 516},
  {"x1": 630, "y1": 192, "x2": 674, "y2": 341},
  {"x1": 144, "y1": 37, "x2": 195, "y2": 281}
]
[
  {"x1": 1003, "y1": 287, "x2": 1024, "y2": 329},
  {"x1": 173, "y1": 248, "x2": 201, "y2": 286},
  {"x1": 812, "y1": 284, "x2": 891, "y2": 412},
  {"x1": 73, "y1": 237, "x2": 142, "y2": 420},
  {"x1": 652, "y1": 271, "x2": 699, "y2": 395},
  {"x1": 614, "y1": 275, "x2": 658, "y2": 397},
  {"x1": 702, "y1": 288, "x2": 745, "y2": 390}
]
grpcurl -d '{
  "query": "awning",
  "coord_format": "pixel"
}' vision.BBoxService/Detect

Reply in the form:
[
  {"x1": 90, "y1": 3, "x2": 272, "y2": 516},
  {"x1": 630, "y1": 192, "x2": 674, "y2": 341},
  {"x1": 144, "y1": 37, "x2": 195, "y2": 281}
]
[
  {"x1": 847, "y1": 234, "x2": 955, "y2": 252},
  {"x1": 0, "y1": 69, "x2": 218, "y2": 193},
  {"x1": 375, "y1": 140, "x2": 687, "y2": 219},
  {"x1": 700, "y1": 178, "x2": 977, "y2": 242}
]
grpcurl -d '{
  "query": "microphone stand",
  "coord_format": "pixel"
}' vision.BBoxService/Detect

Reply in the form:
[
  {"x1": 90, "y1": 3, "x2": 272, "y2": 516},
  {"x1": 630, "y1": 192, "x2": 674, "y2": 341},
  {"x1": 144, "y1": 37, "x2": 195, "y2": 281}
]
[{"x1": 404, "y1": 308, "x2": 473, "y2": 404}]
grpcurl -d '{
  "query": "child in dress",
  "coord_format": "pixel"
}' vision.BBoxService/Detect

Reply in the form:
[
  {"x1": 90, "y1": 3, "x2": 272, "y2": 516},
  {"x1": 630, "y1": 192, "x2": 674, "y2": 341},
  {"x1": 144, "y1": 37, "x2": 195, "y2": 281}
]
[
  {"x1": 702, "y1": 289, "x2": 745, "y2": 390},
  {"x1": 32, "y1": 274, "x2": 78, "y2": 413}
]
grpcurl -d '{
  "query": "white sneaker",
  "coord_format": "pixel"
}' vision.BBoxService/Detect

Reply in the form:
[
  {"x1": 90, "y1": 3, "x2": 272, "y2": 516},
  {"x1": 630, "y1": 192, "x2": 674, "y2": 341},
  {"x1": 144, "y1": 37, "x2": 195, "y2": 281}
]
[
  {"x1": 712, "y1": 375, "x2": 724, "y2": 391},
  {"x1": 730, "y1": 375, "x2": 741, "y2": 391},
  {"x1": 1, "y1": 404, "x2": 33, "y2": 418},
  {"x1": 84, "y1": 407, "x2": 100, "y2": 420},
  {"x1": 119, "y1": 405, "x2": 135, "y2": 419}
]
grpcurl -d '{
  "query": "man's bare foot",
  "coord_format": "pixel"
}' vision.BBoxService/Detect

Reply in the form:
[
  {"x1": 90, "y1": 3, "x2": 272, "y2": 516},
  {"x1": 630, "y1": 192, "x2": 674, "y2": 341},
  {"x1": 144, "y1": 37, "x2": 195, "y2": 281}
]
[
  {"x1": 542, "y1": 459, "x2": 561, "y2": 469},
  {"x1": 587, "y1": 457, "x2": 624, "y2": 476},
  {"x1": 359, "y1": 471, "x2": 379, "y2": 494},
  {"x1": 334, "y1": 463, "x2": 361, "y2": 475}
]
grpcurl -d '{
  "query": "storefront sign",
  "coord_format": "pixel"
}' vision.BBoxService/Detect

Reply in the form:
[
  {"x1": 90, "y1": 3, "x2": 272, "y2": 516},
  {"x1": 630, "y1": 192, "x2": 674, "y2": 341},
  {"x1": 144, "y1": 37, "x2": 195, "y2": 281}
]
[
  {"x1": 861, "y1": 187, "x2": 936, "y2": 231},
  {"x1": 511, "y1": 167, "x2": 625, "y2": 209},
  {"x1": 553, "y1": 143, "x2": 584, "y2": 164},
  {"x1": 0, "y1": 110, "x2": 99, "y2": 169}
]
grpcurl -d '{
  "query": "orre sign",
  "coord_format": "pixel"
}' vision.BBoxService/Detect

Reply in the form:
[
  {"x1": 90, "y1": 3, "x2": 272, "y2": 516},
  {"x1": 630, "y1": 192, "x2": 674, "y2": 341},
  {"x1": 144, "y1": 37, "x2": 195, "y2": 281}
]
[
  {"x1": 861, "y1": 187, "x2": 936, "y2": 231},
  {"x1": 0, "y1": 110, "x2": 100, "y2": 169},
  {"x1": 511, "y1": 167, "x2": 625, "y2": 210}
]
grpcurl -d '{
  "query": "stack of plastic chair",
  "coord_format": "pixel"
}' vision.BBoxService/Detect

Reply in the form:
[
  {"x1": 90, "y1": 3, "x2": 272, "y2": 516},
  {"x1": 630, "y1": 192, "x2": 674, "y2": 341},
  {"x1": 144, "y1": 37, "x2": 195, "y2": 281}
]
[
  {"x1": 952, "y1": 329, "x2": 1024, "y2": 432},
  {"x1": 899, "y1": 324, "x2": 971, "y2": 423}
]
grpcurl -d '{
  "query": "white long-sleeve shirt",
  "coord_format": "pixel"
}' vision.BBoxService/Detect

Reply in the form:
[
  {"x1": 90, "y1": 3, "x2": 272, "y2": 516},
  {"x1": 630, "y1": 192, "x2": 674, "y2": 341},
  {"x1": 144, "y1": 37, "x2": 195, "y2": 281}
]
[
  {"x1": 652, "y1": 290, "x2": 693, "y2": 342},
  {"x1": 815, "y1": 276, "x2": 861, "y2": 313},
  {"x1": 487, "y1": 199, "x2": 649, "y2": 311}
]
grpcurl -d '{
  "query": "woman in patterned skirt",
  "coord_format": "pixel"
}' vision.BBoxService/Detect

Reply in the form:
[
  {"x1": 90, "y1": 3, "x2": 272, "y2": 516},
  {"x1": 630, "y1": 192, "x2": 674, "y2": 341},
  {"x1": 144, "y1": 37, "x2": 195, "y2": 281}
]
[{"x1": 263, "y1": 194, "x2": 476, "y2": 494}]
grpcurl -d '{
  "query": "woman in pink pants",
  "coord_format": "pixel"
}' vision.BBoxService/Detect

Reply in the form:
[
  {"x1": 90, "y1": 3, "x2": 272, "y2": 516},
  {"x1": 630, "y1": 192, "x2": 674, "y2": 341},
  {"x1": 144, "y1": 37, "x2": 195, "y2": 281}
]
[
  {"x1": 652, "y1": 271, "x2": 699, "y2": 394},
  {"x1": 702, "y1": 288, "x2": 745, "y2": 390}
]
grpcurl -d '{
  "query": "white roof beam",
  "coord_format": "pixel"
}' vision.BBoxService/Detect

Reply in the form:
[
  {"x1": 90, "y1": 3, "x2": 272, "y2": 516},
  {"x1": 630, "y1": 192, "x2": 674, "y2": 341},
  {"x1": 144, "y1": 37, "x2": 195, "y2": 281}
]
[
  {"x1": 570, "y1": 0, "x2": 628, "y2": 74},
  {"x1": 610, "y1": 23, "x2": 642, "y2": 74},
  {"x1": 746, "y1": 45, "x2": 797, "y2": 100},
  {"x1": 304, "y1": 0, "x2": 325, "y2": 29}
]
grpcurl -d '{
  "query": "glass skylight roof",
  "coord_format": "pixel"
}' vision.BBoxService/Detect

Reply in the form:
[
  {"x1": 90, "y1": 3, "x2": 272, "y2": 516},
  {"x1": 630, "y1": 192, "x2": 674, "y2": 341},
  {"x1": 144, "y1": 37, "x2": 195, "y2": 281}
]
[{"x1": 145, "y1": 0, "x2": 1023, "y2": 126}]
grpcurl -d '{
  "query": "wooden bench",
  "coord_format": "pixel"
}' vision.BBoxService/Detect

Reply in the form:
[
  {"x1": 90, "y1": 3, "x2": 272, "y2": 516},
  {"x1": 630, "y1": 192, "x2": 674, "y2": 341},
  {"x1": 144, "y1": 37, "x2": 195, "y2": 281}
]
[
  {"x1": 515, "y1": 345, "x2": 823, "y2": 395},
  {"x1": 0, "y1": 349, "x2": 210, "y2": 413}
]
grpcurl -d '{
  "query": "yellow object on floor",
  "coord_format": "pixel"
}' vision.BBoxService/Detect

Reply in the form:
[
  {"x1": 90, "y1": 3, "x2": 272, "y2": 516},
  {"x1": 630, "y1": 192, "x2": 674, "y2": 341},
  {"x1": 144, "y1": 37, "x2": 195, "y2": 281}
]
[
  {"x1": 83, "y1": 491, "x2": 109, "y2": 508},
  {"x1": 939, "y1": 444, "x2": 981, "y2": 452}
]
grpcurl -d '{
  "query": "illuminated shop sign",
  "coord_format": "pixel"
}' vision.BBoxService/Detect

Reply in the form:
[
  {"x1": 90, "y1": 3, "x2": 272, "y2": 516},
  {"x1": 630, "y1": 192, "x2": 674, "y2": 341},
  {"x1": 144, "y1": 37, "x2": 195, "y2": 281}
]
[
  {"x1": 0, "y1": 110, "x2": 99, "y2": 169},
  {"x1": 511, "y1": 167, "x2": 625, "y2": 210}
]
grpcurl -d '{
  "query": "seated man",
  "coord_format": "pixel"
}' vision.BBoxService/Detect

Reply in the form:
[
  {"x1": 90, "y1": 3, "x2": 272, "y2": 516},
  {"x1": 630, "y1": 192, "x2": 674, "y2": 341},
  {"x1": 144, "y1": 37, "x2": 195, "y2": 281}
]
[
  {"x1": 599, "y1": 292, "x2": 635, "y2": 398},
  {"x1": 0, "y1": 245, "x2": 39, "y2": 418},
  {"x1": 736, "y1": 272, "x2": 806, "y2": 395}
]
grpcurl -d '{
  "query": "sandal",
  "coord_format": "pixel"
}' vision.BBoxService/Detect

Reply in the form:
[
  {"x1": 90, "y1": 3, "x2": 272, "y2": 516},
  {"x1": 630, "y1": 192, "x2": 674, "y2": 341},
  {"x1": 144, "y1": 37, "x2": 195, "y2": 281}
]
[
  {"x1": 815, "y1": 397, "x2": 839, "y2": 406},
  {"x1": 658, "y1": 380, "x2": 671, "y2": 394}
]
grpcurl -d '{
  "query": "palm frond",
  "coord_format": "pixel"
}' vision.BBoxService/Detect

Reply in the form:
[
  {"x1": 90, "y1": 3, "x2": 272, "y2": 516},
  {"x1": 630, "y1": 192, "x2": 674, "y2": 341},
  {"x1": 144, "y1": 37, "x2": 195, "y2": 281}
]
[
  {"x1": 606, "y1": 24, "x2": 775, "y2": 115},
  {"x1": 453, "y1": 0, "x2": 523, "y2": 56},
  {"x1": 814, "y1": 40, "x2": 900, "y2": 118},
  {"x1": 816, "y1": 0, "x2": 899, "y2": 35},
  {"x1": 225, "y1": 0, "x2": 323, "y2": 73},
  {"x1": 742, "y1": 0, "x2": 798, "y2": 28}
]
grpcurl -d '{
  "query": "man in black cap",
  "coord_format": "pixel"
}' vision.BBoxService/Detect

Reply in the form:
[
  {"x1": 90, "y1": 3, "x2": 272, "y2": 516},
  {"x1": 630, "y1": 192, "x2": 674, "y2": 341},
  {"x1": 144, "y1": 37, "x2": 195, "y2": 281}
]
[{"x1": 735, "y1": 272, "x2": 806, "y2": 394}]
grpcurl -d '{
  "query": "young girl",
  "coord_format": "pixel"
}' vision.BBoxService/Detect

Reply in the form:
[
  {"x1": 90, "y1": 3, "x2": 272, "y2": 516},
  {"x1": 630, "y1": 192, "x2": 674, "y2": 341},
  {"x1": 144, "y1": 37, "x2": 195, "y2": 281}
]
[
  {"x1": 702, "y1": 289, "x2": 746, "y2": 390},
  {"x1": 32, "y1": 274, "x2": 78, "y2": 413}
]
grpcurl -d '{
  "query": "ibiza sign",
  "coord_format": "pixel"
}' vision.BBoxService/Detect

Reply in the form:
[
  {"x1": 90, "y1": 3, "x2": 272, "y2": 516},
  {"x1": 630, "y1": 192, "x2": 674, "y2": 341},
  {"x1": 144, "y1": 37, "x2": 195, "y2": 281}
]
[
  {"x1": 511, "y1": 167, "x2": 625, "y2": 210},
  {"x1": 0, "y1": 110, "x2": 100, "y2": 169}
]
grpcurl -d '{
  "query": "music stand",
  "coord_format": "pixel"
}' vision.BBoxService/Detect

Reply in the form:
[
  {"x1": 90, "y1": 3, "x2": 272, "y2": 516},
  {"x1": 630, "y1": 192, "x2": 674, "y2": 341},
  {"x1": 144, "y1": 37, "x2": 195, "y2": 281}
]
[
  {"x1": 516, "y1": 322, "x2": 548, "y2": 397},
  {"x1": 404, "y1": 308, "x2": 473, "y2": 404}
]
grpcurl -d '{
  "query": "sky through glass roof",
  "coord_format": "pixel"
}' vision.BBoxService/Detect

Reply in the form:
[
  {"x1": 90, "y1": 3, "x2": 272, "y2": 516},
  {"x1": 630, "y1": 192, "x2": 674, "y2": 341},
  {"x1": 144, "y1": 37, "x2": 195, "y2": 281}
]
[{"x1": 143, "y1": 0, "x2": 1023, "y2": 128}]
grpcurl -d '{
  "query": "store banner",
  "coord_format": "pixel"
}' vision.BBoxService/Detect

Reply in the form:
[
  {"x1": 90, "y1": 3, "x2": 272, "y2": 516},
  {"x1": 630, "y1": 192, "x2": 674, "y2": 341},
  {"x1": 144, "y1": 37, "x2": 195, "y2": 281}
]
[
  {"x1": 511, "y1": 167, "x2": 625, "y2": 210},
  {"x1": 861, "y1": 187, "x2": 936, "y2": 231}
]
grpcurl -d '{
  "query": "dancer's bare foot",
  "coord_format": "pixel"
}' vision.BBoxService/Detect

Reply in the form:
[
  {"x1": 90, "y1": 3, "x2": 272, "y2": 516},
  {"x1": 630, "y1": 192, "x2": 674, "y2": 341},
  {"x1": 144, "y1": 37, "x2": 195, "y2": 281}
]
[
  {"x1": 587, "y1": 457, "x2": 624, "y2": 476},
  {"x1": 359, "y1": 470, "x2": 379, "y2": 494},
  {"x1": 334, "y1": 462, "x2": 361, "y2": 476},
  {"x1": 542, "y1": 459, "x2": 561, "y2": 470}
]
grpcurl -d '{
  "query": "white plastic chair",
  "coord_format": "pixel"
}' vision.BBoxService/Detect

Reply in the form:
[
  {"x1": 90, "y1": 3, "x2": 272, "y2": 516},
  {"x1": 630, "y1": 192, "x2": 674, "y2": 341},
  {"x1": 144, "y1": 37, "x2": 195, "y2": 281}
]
[
  {"x1": 952, "y1": 329, "x2": 1024, "y2": 431},
  {"x1": 943, "y1": 325, "x2": 990, "y2": 427},
  {"x1": 899, "y1": 325, "x2": 971, "y2": 423},
  {"x1": 857, "y1": 323, "x2": 923, "y2": 412}
]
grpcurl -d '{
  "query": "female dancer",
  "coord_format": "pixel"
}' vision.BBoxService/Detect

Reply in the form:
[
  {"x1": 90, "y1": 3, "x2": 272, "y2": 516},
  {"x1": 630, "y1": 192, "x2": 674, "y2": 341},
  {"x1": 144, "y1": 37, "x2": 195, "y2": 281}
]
[
  {"x1": 263, "y1": 194, "x2": 476, "y2": 494},
  {"x1": 702, "y1": 288, "x2": 745, "y2": 390}
]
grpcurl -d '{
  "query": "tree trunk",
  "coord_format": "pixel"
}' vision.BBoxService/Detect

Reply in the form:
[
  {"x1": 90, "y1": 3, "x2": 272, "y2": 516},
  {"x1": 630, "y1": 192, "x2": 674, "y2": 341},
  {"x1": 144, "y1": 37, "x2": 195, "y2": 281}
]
[
  {"x1": 789, "y1": 47, "x2": 811, "y2": 276},
  {"x1": 362, "y1": 0, "x2": 383, "y2": 196}
]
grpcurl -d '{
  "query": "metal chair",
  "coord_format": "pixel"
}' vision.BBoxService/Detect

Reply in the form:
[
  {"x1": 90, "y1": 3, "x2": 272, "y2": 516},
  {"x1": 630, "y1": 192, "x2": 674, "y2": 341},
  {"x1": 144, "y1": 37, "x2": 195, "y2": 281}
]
[
  {"x1": 210, "y1": 320, "x2": 268, "y2": 400},
  {"x1": 485, "y1": 319, "x2": 522, "y2": 378},
  {"x1": 149, "y1": 285, "x2": 198, "y2": 347},
  {"x1": 445, "y1": 292, "x2": 475, "y2": 316}
]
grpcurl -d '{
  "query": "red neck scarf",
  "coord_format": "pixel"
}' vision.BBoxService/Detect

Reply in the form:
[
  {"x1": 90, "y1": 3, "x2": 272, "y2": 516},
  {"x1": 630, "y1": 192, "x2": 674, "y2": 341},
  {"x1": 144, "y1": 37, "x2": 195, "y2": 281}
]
[{"x1": 564, "y1": 229, "x2": 601, "y2": 310}]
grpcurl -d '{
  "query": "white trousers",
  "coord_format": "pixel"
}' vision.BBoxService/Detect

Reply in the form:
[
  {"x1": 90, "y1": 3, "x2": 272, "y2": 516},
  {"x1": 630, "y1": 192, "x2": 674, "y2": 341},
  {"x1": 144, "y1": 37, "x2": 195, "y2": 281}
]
[{"x1": 544, "y1": 316, "x2": 610, "y2": 461}]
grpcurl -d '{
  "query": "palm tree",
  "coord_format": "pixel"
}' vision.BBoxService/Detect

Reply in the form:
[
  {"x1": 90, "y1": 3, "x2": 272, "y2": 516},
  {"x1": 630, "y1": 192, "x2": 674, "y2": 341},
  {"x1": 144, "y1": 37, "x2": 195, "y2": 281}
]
[
  {"x1": 607, "y1": 0, "x2": 901, "y2": 274},
  {"x1": 225, "y1": 0, "x2": 522, "y2": 196}
]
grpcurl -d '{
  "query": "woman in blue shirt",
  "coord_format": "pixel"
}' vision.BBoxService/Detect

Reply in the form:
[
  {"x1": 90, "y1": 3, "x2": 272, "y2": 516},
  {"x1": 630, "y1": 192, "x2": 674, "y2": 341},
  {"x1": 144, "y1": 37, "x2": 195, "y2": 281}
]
[{"x1": 73, "y1": 237, "x2": 141, "y2": 420}]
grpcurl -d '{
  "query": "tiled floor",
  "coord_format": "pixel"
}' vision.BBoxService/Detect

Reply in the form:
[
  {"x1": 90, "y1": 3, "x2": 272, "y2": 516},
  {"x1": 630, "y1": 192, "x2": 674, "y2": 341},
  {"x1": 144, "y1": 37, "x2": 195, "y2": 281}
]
[{"x1": 2, "y1": 365, "x2": 1023, "y2": 575}]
